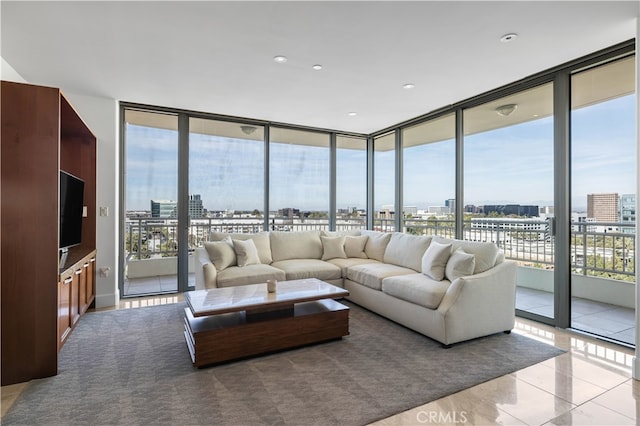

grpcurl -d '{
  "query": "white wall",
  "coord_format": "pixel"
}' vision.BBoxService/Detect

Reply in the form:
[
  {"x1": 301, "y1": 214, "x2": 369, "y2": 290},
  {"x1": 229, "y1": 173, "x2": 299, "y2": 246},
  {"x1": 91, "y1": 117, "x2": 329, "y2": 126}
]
[
  {"x1": 1, "y1": 57, "x2": 26, "y2": 82},
  {"x1": 62, "y1": 91, "x2": 119, "y2": 308}
]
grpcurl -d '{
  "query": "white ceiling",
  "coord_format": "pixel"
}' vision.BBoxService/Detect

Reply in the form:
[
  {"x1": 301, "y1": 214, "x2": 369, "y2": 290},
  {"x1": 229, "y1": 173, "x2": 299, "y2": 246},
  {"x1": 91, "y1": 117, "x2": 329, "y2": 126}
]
[{"x1": 1, "y1": 1, "x2": 638, "y2": 134}]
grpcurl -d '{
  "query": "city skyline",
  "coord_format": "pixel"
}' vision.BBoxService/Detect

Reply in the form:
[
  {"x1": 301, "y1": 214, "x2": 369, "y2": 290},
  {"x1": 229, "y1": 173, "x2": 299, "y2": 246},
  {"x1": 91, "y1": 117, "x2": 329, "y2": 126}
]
[{"x1": 125, "y1": 94, "x2": 635, "y2": 214}]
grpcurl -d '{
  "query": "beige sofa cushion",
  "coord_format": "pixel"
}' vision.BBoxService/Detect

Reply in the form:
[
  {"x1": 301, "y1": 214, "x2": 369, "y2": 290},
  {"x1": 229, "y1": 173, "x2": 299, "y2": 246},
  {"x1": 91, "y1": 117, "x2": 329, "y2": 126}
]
[
  {"x1": 445, "y1": 248, "x2": 476, "y2": 282},
  {"x1": 344, "y1": 235, "x2": 368, "y2": 258},
  {"x1": 346, "y1": 262, "x2": 416, "y2": 291},
  {"x1": 321, "y1": 230, "x2": 362, "y2": 237},
  {"x1": 361, "y1": 230, "x2": 392, "y2": 262},
  {"x1": 211, "y1": 231, "x2": 273, "y2": 264},
  {"x1": 270, "y1": 230, "x2": 323, "y2": 261},
  {"x1": 232, "y1": 239, "x2": 261, "y2": 267},
  {"x1": 203, "y1": 237, "x2": 236, "y2": 271},
  {"x1": 270, "y1": 259, "x2": 342, "y2": 281},
  {"x1": 327, "y1": 258, "x2": 378, "y2": 276},
  {"x1": 216, "y1": 264, "x2": 286, "y2": 288},
  {"x1": 321, "y1": 236, "x2": 347, "y2": 260},
  {"x1": 382, "y1": 273, "x2": 451, "y2": 309},
  {"x1": 434, "y1": 236, "x2": 500, "y2": 274},
  {"x1": 421, "y1": 241, "x2": 452, "y2": 281},
  {"x1": 384, "y1": 232, "x2": 432, "y2": 271}
]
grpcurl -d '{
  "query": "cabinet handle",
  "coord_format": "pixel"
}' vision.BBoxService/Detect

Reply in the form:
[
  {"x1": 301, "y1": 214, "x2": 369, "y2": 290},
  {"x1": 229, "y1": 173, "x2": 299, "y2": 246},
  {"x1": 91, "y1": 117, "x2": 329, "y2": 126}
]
[
  {"x1": 63, "y1": 277, "x2": 73, "y2": 284},
  {"x1": 75, "y1": 269, "x2": 82, "y2": 275},
  {"x1": 83, "y1": 263, "x2": 89, "y2": 268},
  {"x1": 90, "y1": 258, "x2": 96, "y2": 263}
]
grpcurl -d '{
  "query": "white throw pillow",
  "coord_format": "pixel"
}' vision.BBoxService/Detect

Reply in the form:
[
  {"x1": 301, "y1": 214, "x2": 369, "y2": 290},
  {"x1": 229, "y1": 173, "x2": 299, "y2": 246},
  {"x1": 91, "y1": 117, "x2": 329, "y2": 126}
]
[
  {"x1": 361, "y1": 230, "x2": 392, "y2": 262},
  {"x1": 344, "y1": 235, "x2": 368, "y2": 258},
  {"x1": 445, "y1": 248, "x2": 476, "y2": 282},
  {"x1": 321, "y1": 236, "x2": 347, "y2": 260},
  {"x1": 203, "y1": 237, "x2": 236, "y2": 271},
  {"x1": 232, "y1": 238, "x2": 261, "y2": 267},
  {"x1": 421, "y1": 241, "x2": 453, "y2": 281}
]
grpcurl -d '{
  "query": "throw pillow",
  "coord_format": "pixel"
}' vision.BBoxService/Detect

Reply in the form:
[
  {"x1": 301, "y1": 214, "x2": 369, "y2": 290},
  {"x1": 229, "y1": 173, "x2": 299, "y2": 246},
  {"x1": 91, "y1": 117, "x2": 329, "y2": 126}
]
[
  {"x1": 232, "y1": 238, "x2": 261, "y2": 267},
  {"x1": 344, "y1": 235, "x2": 368, "y2": 258},
  {"x1": 321, "y1": 236, "x2": 347, "y2": 260},
  {"x1": 203, "y1": 237, "x2": 236, "y2": 271},
  {"x1": 421, "y1": 241, "x2": 453, "y2": 281},
  {"x1": 445, "y1": 248, "x2": 476, "y2": 282}
]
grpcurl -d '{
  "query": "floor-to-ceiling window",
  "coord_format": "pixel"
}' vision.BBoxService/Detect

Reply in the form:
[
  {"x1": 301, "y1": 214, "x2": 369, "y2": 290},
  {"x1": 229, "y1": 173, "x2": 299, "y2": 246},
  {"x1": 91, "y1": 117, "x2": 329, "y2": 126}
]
[
  {"x1": 373, "y1": 132, "x2": 395, "y2": 231},
  {"x1": 122, "y1": 109, "x2": 180, "y2": 297},
  {"x1": 402, "y1": 113, "x2": 456, "y2": 237},
  {"x1": 269, "y1": 128, "x2": 330, "y2": 231},
  {"x1": 463, "y1": 83, "x2": 555, "y2": 320},
  {"x1": 189, "y1": 117, "x2": 265, "y2": 238},
  {"x1": 336, "y1": 136, "x2": 367, "y2": 231},
  {"x1": 570, "y1": 55, "x2": 636, "y2": 344}
]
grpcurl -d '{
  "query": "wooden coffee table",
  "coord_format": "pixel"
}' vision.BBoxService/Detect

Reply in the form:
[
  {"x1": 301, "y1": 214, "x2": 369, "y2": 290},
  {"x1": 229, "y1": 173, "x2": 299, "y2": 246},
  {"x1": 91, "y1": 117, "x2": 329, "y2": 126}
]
[{"x1": 183, "y1": 278, "x2": 349, "y2": 367}]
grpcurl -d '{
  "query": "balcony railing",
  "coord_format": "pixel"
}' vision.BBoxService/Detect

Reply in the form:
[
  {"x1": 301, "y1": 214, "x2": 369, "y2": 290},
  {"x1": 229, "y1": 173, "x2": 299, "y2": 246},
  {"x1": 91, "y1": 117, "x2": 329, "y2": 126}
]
[{"x1": 124, "y1": 216, "x2": 635, "y2": 281}]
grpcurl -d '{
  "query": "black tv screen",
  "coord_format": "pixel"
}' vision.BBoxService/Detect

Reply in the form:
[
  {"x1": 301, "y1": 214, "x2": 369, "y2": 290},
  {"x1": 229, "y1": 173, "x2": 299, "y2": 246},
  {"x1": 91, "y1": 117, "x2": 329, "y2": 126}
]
[{"x1": 59, "y1": 171, "x2": 85, "y2": 249}]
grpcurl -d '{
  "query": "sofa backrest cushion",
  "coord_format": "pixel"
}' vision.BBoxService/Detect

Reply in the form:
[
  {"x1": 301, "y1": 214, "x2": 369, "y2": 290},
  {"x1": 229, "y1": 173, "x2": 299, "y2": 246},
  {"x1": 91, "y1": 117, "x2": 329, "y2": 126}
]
[
  {"x1": 384, "y1": 232, "x2": 432, "y2": 272},
  {"x1": 210, "y1": 231, "x2": 273, "y2": 264},
  {"x1": 434, "y1": 236, "x2": 499, "y2": 274},
  {"x1": 270, "y1": 230, "x2": 323, "y2": 261},
  {"x1": 361, "y1": 230, "x2": 392, "y2": 262},
  {"x1": 321, "y1": 230, "x2": 362, "y2": 237}
]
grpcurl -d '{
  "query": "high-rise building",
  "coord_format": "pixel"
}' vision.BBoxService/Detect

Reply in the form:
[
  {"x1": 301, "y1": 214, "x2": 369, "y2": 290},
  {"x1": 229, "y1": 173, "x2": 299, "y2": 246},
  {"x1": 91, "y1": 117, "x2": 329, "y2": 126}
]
[
  {"x1": 189, "y1": 194, "x2": 204, "y2": 218},
  {"x1": 445, "y1": 198, "x2": 456, "y2": 214},
  {"x1": 587, "y1": 193, "x2": 619, "y2": 222},
  {"x1": 620, "y1": 194, "x2": 635, "y2": 222}
]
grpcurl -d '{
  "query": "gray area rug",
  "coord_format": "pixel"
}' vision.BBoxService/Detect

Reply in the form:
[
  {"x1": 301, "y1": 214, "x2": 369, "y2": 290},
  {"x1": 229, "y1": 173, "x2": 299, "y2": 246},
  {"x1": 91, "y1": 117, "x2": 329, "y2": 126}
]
[{"x1": 5, "y1": 301, "x2": 564, "y2": 425}]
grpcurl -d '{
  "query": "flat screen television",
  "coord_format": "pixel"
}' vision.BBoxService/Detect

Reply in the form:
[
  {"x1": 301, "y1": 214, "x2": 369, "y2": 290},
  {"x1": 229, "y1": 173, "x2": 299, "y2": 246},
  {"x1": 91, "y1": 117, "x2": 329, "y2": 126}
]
[{"x1": 59, "y1": 170, "x2": 85, "y2": 250}]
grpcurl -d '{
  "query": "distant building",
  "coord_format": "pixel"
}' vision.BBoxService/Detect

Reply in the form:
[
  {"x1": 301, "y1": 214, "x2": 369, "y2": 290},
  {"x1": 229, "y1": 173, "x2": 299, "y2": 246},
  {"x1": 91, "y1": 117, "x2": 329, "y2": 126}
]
[
  {"x1": 189, "y1": 194, "x2": 204, "y2": 218},
  {"x1": 445, "y1": 198, "x2": 456, "y2": 214},
  {"x1": 587, "y1": 193, "x2": 618, "y2": 222},
  {"x1": 481, "y1": 204, "x2": 539, "y2": 217},
  {"x1": 620, "y1": 194, "x2": 635, "y2": 222},
  {"x1": 278, "y1": 208, "x2": 300, "y2": 218},
  {"x1": 151, "y1": 194, "x2": 204, "y2": 218},
  {"x1": 151, "y1": 199, "x2": 177, "y2": 218}
]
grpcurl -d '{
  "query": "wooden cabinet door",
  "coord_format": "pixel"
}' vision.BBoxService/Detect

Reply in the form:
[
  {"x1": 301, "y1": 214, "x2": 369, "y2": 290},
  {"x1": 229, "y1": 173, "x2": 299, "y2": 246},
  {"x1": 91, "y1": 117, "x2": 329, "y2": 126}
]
[
  {"x1": 70, "y1": 269, "x2": 81, "y2": 326},
  {"x1": 58, "y1": 275, "x2": 72, "y2": 350},
  {"x1": 79, "y1": 262, "x2": 88, "y2": 314},
  {"x1": 87, "y1": 257, "x2": 95, "y2": 307}
]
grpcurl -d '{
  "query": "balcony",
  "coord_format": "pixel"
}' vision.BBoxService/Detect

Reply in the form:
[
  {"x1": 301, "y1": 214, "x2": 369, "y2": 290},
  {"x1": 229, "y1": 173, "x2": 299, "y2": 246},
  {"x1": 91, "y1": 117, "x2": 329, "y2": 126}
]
[{"x1": 123, "y1": 216, "x2": 635, "y2": 345}]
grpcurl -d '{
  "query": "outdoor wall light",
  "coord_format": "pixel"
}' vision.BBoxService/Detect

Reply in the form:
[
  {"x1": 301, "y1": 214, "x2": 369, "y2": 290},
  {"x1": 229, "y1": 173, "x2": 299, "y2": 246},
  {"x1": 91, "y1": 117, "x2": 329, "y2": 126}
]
[
  {"x1": 495, "y1": 103, "x2": 518, "y2": 117},
  {"x1": 240, "y1": 125, "x2": 257, "y2": 135}
]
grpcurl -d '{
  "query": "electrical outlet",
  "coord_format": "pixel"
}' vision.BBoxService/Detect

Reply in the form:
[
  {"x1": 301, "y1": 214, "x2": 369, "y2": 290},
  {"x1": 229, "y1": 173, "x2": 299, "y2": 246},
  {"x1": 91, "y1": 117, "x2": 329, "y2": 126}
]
[{"x1": 99, "y1": 206, "x2": 109, "y2": 217}]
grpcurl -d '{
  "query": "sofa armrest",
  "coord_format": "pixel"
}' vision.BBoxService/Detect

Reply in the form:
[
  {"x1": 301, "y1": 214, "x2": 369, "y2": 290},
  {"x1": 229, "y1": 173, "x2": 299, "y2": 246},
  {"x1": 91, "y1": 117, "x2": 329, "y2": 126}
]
[
  {"x1": 437, "y1": 260, "x2": 517, "y2": 330},
  {"x1": 195, "y1": 247, "x2": 218, "y2": 290}
]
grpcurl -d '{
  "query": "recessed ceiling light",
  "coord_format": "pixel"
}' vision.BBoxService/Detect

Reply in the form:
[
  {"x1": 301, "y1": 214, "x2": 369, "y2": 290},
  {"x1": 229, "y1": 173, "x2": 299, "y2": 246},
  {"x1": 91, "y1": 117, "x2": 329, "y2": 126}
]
[
  {"x1": 348, "y1": 112, "x2": 357, "y2": 117},
  {"x1": 403, "y1": 83, "x2": 415, "y2": 89},
  {"x1": 312, "y1": 64, "x2": 323, "y2": 70},
  {"x1": 273, "y1": 55, "x2": 288, "y2": 63},
  {"x1": 500, "y1": 33, "x2": 518, "y2": 43}
]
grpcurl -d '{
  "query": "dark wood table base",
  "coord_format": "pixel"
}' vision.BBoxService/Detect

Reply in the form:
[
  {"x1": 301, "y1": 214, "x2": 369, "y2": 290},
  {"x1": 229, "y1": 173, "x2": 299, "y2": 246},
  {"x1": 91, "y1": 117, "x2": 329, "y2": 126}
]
[{"x1": 184, "y1": 299, "x2": 349, "y2": 368}]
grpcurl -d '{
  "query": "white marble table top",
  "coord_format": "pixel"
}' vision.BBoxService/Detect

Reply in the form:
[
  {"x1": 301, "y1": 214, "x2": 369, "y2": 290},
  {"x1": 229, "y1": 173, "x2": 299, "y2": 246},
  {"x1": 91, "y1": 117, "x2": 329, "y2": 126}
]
[{"x1": 185, "y1": 278, "x2": 349, "y2": 317}]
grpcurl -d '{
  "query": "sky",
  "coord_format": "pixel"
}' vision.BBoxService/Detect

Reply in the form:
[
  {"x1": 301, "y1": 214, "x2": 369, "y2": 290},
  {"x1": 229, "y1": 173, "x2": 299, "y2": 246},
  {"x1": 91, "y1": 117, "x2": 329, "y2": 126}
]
[{"x1": 125, "y1": 94, "x2": 636, "y2": 213}]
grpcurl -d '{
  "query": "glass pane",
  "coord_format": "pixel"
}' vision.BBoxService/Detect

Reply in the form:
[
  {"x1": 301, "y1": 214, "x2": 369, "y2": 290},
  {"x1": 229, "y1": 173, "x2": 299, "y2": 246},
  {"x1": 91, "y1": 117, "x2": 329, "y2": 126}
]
[
  {"x1": 270, "y1": 128, "x2": 330, "y2": 231},
  {"x1": 402, "y1": 114, "x2": 455, "y2": 238},
  {"x1": 123, "y1": 109, "x2": 179, "y2": 296},
  {"x1": 189, "y1": 118, "x2": 265, "y2": 242},
  {"x1": 374, "y1": 133, "x2": 395, "y2": 231},
  {"x1": 464, "y1": 83, "x2": 555, "y2": 319},
  {"x1": 337, "y1": 136, "x2": 367, "y2": 231},
  {"x1": 570, "y1": 55, "x2": 636, "y2": 345}
]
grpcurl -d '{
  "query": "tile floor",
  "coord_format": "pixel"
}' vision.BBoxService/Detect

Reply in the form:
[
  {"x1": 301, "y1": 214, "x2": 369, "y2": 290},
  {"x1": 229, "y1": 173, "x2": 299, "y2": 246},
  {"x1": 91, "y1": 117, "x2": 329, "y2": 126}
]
[
  {"x1": 517, "y1": 287, "x2": 636, "y2": 345},
  {"x1": 2, "y1": 294, "x2": 639, "y2": 425}
]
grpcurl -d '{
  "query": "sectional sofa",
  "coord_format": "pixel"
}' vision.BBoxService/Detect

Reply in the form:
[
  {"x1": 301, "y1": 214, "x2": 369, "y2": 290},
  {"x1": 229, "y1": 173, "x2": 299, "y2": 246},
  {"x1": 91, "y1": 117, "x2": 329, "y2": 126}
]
[{"x1": 194, "y1": 229, "x2": 517, "y2": 346}]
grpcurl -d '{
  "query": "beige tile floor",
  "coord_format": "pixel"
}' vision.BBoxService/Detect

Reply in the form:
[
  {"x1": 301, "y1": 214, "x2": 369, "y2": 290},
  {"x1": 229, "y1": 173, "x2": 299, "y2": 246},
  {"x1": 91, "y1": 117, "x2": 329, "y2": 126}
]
[{"x1": 2, "y1": 295, "x2": 638, "y2": 425}]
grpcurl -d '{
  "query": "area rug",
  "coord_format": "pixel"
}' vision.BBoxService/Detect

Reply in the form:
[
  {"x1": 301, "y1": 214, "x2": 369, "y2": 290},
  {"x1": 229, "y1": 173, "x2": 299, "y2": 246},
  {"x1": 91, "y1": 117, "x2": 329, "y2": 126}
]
[{"x1": 4, "y1": 301, "x2": 563, "y2": 425}]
